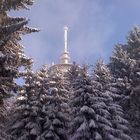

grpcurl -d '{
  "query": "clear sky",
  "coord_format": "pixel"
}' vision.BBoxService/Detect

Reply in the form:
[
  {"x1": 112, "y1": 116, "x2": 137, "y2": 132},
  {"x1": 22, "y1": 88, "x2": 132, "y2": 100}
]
[{"x1": 11, "y1": 0, "x2": 140, "y2": 69}]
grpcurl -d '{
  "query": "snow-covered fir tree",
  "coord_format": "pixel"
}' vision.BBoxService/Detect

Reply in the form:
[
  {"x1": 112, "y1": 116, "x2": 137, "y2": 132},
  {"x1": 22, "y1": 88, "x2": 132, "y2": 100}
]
[
  {"x1": 127, "y1": 26, "x2": 140, "y2": 60},
  {"x1": 94, "y1": 59, "x2": 132, "y2": 139},
  {"x1": 68, "y1": 63, "x2": 132, "y2": 140},
  {"x1": 109, "y1": 27, "x2": 140, "y2": 140},
  {"x1": 8, "y1": 70, "x2": 43, "y2": 140},
  {"x1": 126, "y1": 28, "x2": 140, "y2": 133},
  {"x1": 93, "y1": 59, "x2": 122, "y2": 101},
  {"x1": 109, "y1": 45, "x2": 135, "y2": 79},
  {"x1": 94, "y1": 59, "x2": 114, "y2": 91},
  {"x1": 109, "y1": 44, "x2": 135, "y2": 106},
  {"x1": 40, "y1": 68, "x2": 70, "y2": 140},
  {"x1": 0, "y1": 0, "x2": 38, "y2": 103},
  {"x1": 0, "y1": 0, "x2": 38, "y2": 139}
]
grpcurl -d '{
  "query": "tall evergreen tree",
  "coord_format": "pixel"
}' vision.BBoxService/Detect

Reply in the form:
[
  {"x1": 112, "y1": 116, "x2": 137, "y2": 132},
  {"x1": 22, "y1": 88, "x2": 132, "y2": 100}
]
[
  {"x1": 0, "y1": 0, "x2": 38, "y2": 103},
  {"x1": 109, "y1": 45, "x2": 135, "y2": 108},
  {"x1": 125, "y1": 27, "x2": 140, "y2": 139},
  {"x1": 94, "y1": 60, "x2": 132, "y2": 138},
  {"x1": 40, "y1": 68, "x2": 70, "y2": 140},
  {"x1": 69, "y1": 63, "x2": 132, "y2": 140},
  {"x1": 8, "y1": 70, "x2": 43, "y2": 140},
  {"x1": 109, "y1": 27, "x2": 140, "y2": 139},
  {"x1": 0, "y1": 0, "x2": 38, "y2": 139}
]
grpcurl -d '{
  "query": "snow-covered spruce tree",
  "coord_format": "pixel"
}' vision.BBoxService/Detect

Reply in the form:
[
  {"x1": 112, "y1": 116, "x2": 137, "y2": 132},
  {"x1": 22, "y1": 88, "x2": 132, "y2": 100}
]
[
  {"x1": 109, "y1": 27, "x2": 140, "y2": 139},
  {"x1": 127, "y1": 26, "x2": 140, "y2": 60},
  {"x1": 109, "y1": 27, "x2": 140, "y2": 100},
  {"x1": 124, "y1": 27, "x2": 140, "y2": 139},
  {"x1": 40, "y1": 68, "x2": 70, "y2": 140},
  {"x1": 8, "y1": 70, "x2": 43, "y2": 140},
  {"x1": 95, "y1": 59, "x2": 121, "y2": 100},
  {"x1": 126, "y1": 26, "x2": 140, "y2": 93},
  {"x1": 0, "y1": 0, "x2": 38, "y2": 139},
  {"x1": 69, "y1": 63, "x2": 132, "y2": 140},
  {"x1": 94, "y1": 59, "x2": 115, "y2": 91},
  {"x1": 109, "y1": 44, "x2": 136, "y2": 112},
  {"x1": 94, "y1": 59, "x2": 132, "y2": 138},
  {"x1": 0, "y1": 0, "x2": 38, "y2": 105},
  {"x1": 109, "y1": 45, "x2": 135, "y2": 79}
]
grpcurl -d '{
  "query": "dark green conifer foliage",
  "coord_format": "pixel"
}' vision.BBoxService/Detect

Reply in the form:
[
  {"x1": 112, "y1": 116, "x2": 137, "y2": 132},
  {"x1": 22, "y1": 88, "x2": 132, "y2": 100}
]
[
  {"x1": 127, "y1": 26, "x2": 140, "y2": 60},
  {"x1": 0, "y1": 0, "x2": 38, "y2": 102},
  {"x1": 40, "y1": 68, "x2": 69, "y2": 140},
  {"x1": 109, "y1": 45, "x2": 134, "y2": 108},
  {"x1": 69, "y1": 63, "x2": 132, "y2": 140},
  {"x1": 109, "y1": 45, "x2": 135, "y2": 79},
  {"x1": 0, "y1": 0, "x2": 38, "y2": 139},
  {"x1": 8, "y1": 70, "x2": 43, "y2": 140},
  {"x1": 109, "y1": 27, "x2": 140, "y2": 140},
  {"x1": 94, "y1": 60, "x2": 132, "y2": 139},
  {"x1": 125, "y1": 27, "x2": 140, "y2": 139}
]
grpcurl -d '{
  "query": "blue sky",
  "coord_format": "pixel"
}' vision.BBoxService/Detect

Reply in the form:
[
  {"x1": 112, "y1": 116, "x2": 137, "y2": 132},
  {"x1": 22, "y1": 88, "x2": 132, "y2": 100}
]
[{"x1": 11, "y1": 0, "x2": 140, "y2": 69}]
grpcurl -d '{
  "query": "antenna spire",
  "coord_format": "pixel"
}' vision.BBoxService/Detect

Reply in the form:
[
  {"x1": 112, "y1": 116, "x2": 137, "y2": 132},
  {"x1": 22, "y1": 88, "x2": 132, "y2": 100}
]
[
  {"x1": 60, "y1": 26, "x2": 71, "y2": 64},
  {"x1": 64, "y1": 26, "x2": 68, "y2": 52}
]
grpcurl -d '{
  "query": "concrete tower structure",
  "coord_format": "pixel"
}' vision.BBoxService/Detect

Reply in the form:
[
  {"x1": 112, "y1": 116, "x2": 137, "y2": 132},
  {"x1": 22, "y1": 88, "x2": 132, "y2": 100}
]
[{"x1": 49, "y1": 26, "x2": 72, "y2": 73}]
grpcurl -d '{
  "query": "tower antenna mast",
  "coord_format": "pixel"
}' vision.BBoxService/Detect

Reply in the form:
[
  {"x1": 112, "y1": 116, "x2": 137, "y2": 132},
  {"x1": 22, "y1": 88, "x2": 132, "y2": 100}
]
[
  {"x1": 64, "y1": 26, "x2": 68, "y2": 52},
  {"x1": 60, "y1": 26, "x2": 71, "y2": 64}
]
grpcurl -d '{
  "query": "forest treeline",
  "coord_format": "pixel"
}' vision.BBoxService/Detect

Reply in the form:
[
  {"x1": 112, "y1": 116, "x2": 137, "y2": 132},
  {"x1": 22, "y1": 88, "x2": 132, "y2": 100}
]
[{"x1": 0, "y1": 1, "x2": 140, "y2": 140}]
